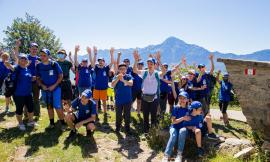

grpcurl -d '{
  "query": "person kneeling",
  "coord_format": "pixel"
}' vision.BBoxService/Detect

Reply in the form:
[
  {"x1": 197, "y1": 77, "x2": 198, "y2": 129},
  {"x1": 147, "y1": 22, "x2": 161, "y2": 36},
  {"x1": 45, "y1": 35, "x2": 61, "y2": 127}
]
[{"x1": 65, "y1": 89, "x2": 97, "y2": 137}]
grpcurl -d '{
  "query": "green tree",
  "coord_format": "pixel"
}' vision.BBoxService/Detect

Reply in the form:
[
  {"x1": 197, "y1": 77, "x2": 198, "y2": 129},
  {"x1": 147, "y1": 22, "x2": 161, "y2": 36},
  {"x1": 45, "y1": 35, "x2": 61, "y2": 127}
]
[{"x1": 3, "y1": 13, "x2": 61, "y2": 56}]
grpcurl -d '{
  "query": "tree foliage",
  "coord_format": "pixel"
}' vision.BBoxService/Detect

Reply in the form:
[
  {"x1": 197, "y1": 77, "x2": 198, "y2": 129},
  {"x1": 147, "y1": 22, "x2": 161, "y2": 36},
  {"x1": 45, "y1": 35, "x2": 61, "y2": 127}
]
[{"x1": 3, "y1": 13, "x2": 61, "y2": 55}]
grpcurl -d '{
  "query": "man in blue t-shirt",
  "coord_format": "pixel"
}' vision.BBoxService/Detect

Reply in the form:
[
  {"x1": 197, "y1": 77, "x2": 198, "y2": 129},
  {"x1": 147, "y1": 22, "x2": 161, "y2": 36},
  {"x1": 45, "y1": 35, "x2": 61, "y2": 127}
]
[
  {"x1": 65, "y1": 89, "x2": 97, "y2": 137},
  {"x1": 112, "y1": 63, "x2": 133, "y2": 134},
  {"x1": 14, "y1": 40, "x2": 41, "y2": 117},
  {"x1": 91, "y1": 47, "x2": 114, "y2": 117},
  {"x1": 196, "y1": 54, "x2": 215, "y2": 116},
  {"x1": 36, "y1": 48, "x2": 66, "y2": 129}
]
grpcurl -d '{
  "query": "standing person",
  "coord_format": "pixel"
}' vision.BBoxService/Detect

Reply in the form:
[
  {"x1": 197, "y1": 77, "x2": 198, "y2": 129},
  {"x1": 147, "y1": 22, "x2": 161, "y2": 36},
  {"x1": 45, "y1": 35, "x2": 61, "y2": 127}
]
[
  {"x1": 74, "y1": 45, "x2": 93, "y2": 95},
  {"x1": 133, "y1": 50, "x2": 160, "y2": 133},
  {"x1": 112, "y1": 63, "x2": 133, "y2": 134},
  {"x1": 14, "y1": 40, "x2": 41, "y2": 118},
  {"x1": 91, "y1": 46, "x2": 114, "y2": 117},
  {"x1": 56, "y1": 49, "x2": 74, "y2": 108},
  {"x1": 0, "y1": 52, "x2": 11, "y2": 113},
  {"x1": 131, "y1": 61, "x2": 144, "y2": 117},
  {"x1": 65, "y1": 89, "x2": 97, "y2": 137},
  {"x1": 116, "y1": 52, "x2": 133, "y2": 75},
  {"x1": 216, "y1": 71, "x2": 233, "y2": 126},
  {"x1": 5, "y1": 54, "x2": 36, "y2": 130},
  {"x1": 196, "y1": 54, "x2": 214, "y2": 116},
  {"x1": 36, "y1": 48, "x2": 66, "y2": 129}
]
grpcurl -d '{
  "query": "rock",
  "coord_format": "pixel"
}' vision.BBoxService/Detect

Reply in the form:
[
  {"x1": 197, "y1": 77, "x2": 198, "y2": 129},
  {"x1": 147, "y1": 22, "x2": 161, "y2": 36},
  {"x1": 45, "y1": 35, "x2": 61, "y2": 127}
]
[
  {"x1": 262, "y1": 141, "x2": 270, "y2": 151},
  {"x1": 233, "y1": 146, "x2": 255, "y2": 159},
  {"x1": 218, "y1": 138, "x2": 252, "y2": 155},
  {"x1": 217, "y1": 58, "x2": 270, "y2": 147}
]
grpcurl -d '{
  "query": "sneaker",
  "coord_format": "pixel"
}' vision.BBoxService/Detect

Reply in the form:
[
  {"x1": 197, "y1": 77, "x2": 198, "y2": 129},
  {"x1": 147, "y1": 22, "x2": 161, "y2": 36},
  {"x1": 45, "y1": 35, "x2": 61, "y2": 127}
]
[
  {"x1": 18, "y1": 124, "x2": 26, "y2": 131},
  {"x1": 5, "y1": 107, "x2": 10, "y2": 114},
  {"x1": 27, "y1": 121, "x2": 37, "y2": 127},
  {"x1": 161, "y1": 155, "x2": 169, "y2": 162},
  {"x1": 61, "y1": 124, "x2": 67, "y2": 131},
  {"x1": 48, "y1": 123, "x2": 55, "y2": 129},
  {"x1": 197, "y1": 147, "x2": 204, "y2": 158},
  {"x1": 68, "y1": 129, "x2": 77, "y2": 138},
  {"x1": 175, "y1": 152, "x2": 182, "y2": 162},
  {"x1": 207, "y1": 133, "x2": 219, "y2": 140}
]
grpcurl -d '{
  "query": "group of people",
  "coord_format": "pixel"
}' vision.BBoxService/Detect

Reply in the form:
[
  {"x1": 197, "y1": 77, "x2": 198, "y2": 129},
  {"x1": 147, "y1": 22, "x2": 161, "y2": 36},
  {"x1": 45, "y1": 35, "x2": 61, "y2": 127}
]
[{"x1": 0, "y1": 40, "x2": 234, "y2": 161}]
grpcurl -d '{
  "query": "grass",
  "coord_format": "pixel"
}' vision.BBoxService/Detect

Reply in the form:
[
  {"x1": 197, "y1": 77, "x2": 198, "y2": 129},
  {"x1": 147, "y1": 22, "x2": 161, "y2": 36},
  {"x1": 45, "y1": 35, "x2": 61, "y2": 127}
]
[{"x1": 0, "y1": 98, "x2": 259, "y2": 162}]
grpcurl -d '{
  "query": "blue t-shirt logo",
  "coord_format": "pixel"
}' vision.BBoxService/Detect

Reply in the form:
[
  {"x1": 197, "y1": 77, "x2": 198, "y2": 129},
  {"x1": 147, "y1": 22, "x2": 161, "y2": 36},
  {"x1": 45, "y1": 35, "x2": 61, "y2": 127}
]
[
  {"x1": 85, "y1": 69, "x2": 89, "y2": 73},
  {"x1": 86, "y1": 110, "x2": 90, "y2": 114},
  {"x1": 103, "y1": 71, "x2": 106, "y2": 76},
  {"x1": 49, "y1": 70, "x2": 54, "y2": 76}
]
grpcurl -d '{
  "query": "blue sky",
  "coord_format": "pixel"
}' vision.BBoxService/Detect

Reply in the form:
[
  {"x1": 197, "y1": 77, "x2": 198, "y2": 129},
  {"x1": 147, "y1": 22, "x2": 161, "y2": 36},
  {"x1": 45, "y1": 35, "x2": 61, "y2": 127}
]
[{"x1": 0, "y1": 0, "x2": 269, "y2": 54}]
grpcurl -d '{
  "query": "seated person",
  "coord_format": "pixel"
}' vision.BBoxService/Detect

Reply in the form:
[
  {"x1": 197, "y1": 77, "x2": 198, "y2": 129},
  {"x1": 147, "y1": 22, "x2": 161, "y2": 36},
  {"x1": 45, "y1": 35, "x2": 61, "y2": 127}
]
[
  {"x1": 65, "y1": 89, "x2": 97, "y2": 137},
  {"x1": 162, "y1": 91, "x2": 190, "y2": 162}
]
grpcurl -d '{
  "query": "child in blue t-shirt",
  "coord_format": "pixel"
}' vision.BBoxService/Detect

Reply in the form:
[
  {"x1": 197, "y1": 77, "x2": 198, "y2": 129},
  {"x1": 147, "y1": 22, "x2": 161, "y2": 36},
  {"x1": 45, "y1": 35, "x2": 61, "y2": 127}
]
[
  {"x1": 162, "y1": 90, "x2": 190, "y2": 162},
  {"x1": 65, "y1": 89, "x2": 97, "y2": 137}
]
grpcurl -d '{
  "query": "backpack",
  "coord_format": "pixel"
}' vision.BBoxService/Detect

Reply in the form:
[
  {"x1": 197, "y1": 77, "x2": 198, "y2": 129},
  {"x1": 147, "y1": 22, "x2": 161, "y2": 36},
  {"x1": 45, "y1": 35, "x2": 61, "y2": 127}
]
[
  {"x1": 142, "y1": 70, "x2": 160, "y2": 97},
  {"x1": 4, "y1": 66, "x2": 21, "y2": 97}
]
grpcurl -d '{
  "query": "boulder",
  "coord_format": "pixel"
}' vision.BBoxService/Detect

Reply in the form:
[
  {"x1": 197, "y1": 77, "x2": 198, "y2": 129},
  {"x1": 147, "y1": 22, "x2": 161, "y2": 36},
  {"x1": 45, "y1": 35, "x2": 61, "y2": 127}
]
[
  {"x1": 218, "y1": 138, "x2": 252, "y2": 155},
  {"x1": 233, "y1": 146, "x2": 255, "y2": 159}
]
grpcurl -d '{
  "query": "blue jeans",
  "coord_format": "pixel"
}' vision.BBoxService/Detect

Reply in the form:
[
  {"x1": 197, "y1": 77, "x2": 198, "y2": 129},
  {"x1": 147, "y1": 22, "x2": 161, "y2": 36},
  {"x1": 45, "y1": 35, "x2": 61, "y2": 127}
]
[{"x1": 164, "y1": 127, "x2": 188, "y2": 156}]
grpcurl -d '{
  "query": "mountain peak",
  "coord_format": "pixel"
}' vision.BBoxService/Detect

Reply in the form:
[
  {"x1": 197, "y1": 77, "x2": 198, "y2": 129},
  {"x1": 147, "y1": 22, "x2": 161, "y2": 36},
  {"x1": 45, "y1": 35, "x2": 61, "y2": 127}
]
[{"x1": 162, "y1": 36, "x2": 185, "y2": 45}]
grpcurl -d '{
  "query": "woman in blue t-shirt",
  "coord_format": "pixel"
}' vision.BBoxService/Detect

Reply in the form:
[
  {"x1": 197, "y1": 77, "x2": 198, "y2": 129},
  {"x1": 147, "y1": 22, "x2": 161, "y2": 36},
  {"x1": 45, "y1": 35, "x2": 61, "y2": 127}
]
[
  {"x1": 6, "y1": 54, "x2": 36, "y2": 131},
  {"x1": 162, "y1": 82, "x2": 191, "y2": 162}
]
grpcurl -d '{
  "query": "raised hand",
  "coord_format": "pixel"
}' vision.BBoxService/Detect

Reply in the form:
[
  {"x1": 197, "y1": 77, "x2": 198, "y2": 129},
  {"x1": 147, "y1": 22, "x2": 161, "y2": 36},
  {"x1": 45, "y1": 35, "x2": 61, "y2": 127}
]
[
  {"x1": 110, "y1": 47, "x2": 114, "y2": 55},
  {"x1": 209, "y1": 53, "x2": 214, "y2": 60},
  {"x1": 156, "y1": 51, "x2": 161, "y2": 60},
  {"x1": 15, "y1": 39, "x2": 21, "y2": 47},
  {"x1": 93, "y1": 46, "x2": 97, "y2": 55},
  {"x1": 75, "y1": 45, "x2": 80, "y2": 53},
  {"x1": 117, "y1": 52, "x2": 122, "y2": 56},
  {"x1": 69, "y1": 51, "x2": 72, "y2": 58},
  {"x1": 86, "y1": 46, "x2": 91, "y2": 54},
  {"x1": 133, "y1": 50, "x2": 140, "y2": 61},
  {"x1": 181, "y1": 55, "x2": 187, "y2": 65}
]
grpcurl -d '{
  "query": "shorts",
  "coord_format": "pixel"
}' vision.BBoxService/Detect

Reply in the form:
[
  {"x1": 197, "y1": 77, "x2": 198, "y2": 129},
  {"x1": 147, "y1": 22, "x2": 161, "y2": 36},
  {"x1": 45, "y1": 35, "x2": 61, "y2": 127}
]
[
  {"x1": 61, "y1": 80, "x2": 72, "y2": 100},
  {"x1": 132, "y1": 90, "x2": 142, "y2": 102},
  {"x1": 187, "y1": 122, "x2": 208, "y2": 138},
  {"x1": 13, "y1": 95, "x2": 34, "y2": 115},
  {"x1": 78, "y1": 86, "x2": 91, "y2": 95},
  {"x1": 219, "y1": 101, "x2": 229, "y2": 113},
  {"x1": 41, "y1": 86, "x2": 62, "y2": 109},
  {"x1": 93, "y1": 89, "x2": 107, "y2": 101},
  {"x1": 73, "y1": 113, "x2": 95, "y2": 126}
]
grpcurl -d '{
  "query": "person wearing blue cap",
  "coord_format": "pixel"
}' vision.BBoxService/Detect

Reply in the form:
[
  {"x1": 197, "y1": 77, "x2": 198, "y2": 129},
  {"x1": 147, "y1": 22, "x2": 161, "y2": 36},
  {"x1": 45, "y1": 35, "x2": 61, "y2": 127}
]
[
  {"x1": 133, "y1": 50, "x2": 160, "y2": 133},
  {"x1": 36, "y1": 48, "x2": 66, "y2": 129},
  {"x1": 216, "y1": 71, "x2": 233, "y2": 126},
  {"x1": 74, "y1": 45, "x2": 93, "y2": 95},
  {"x1": 162, "y1": 87, "x2": 190, "y2": 162},
  {"x1": 116, "y1": 52, "x2": 133, "y2": 75},
  {"x1": 4, "y1": 54, "x2": 36, "y2": 130},
  {"x1": 14, "y1": 40, "x2": 41, "y2": 118},
  {"x1": 183, "y1": 101, "x2": 218, "y2": 158},
  {"x1": 196, "y1": 53, "x2": 215, "y2": 116},
  {"x1": 65, "y1": 89, "x2": 97, "y2": 137},
  {"x1": 112, "y1": 63, "x2": 133, "y2": 134},
  {"x1": 91, "y1": 46, "x2": 114, "y2": 118}
]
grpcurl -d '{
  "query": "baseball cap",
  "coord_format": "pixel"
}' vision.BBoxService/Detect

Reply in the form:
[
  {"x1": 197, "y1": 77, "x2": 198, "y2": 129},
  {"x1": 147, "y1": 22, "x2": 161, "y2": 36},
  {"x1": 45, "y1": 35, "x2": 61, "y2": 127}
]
[
  {"x1": 147, "y1": 58, "x2": 156, "y2": 64},
  {"x1": 189, "y1": 101, "x2": 202, "y2": 110},
  {"x1": 81, "y1": 89, "x2": 92, "y2": 99},
  {"x1": 30, "y1": 42, "x2": 38, "y2": 48},
  {"x1": 40, "y1": 48, "x2": 50, "y2": 56},
  {"x1": 198, "y1": 64, "x2": 205, "y2": 68},
  {"x1": 179, "y1": 91, "x2": 189, "y2": 99},
  {"x1": 97, "y1": 57, "x2": 105, "y2": 62}
]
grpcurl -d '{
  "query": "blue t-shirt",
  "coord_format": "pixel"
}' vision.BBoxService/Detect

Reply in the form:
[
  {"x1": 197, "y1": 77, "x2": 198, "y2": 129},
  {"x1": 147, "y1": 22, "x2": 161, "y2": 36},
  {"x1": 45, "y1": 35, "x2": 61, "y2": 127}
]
[
  {"x1": 171, "y1": 106, "x2": 189, "y2": 129},
  {"x1": 187, "y1": 79, "x2": 198, "y2": 100},
  {"x1": 219, "y1": 81, "x2": 233, "y2": 102},
  {"x1": 27, "y1": 55, "x2": 39, "y2": 76},
  {"x1": 183, "y1": 114, "x2": 204, "y2": 129},
  {"x1": 131, "y1": 71, "x2": 142, "y2": 92},
  {"x1": 36, "y1": 61, "x2": 63, "y2": 87},
  {"x1": 78, "y1": 64, "x2": 92, "y2": 88},
  {"x1": 114, "y1": 74, "x2": 133, "y2": 106},
  {"x1": 94, "y1": 65, "x2": 110, "y2": 90},
  {"x1": 13, "y1": 66, "x2": 33, "y2": 96},
  {"x1": 0, "y1": 61, "x2": 10, "y2": 80},
  {"x1": 160, "y1": 70, "x2": 172, "y2": 93},
  {"x1": 126, "y1": 67, "x2": 133, "y2": 75},
  {"x1": 71, "y1": 98, "x2": 97, "y2": 120},
  {"x1": 197, "y1": 72, "x2": 211, "y2": 98}
]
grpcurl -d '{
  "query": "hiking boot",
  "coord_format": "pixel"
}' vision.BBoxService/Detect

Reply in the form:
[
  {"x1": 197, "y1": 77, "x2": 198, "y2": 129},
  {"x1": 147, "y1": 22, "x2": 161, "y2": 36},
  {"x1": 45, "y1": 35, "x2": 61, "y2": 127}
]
[
  {"x1": 18, "y1": 124, "x2": 26, "y2": 131},
  {"x1": 208, "y1": 133, "x2": 219, "y2": 140},
  {"x1": 197, "y1": 147, "x2": 204, "y2": 157}
]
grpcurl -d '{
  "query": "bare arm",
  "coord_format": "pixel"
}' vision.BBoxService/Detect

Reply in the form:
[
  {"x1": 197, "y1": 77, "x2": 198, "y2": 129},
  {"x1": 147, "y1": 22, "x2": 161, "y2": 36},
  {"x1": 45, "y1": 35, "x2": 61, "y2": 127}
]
[
  {"x1": 171, "y1": 81, "x2": 177, "y2": 100},
  {"x1": 132, "y1": 50, "x2": 142, "y2": 75},
  {"x1": 91, "y1": 46, "x2": 97, "y2": 68},
  {"x1": 109, "y1": 47, "x2": 114, "y2": 68},
  {"x1": 74, "y1": 45, "x2": 80, "y2": 67},
  {"x1": 87, "y1": 46, "x2": 92, "y2": 67},
  {"x1": 116, "y1": 52, "x2": 121, "y2": 71},
  {"x1": 209, "y1": 53, "x2": 214, "y2": 75}
]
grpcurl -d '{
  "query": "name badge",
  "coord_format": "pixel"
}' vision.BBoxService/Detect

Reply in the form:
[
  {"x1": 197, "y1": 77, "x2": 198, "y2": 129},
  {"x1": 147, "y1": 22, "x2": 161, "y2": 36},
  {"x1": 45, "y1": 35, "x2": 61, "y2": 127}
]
[
  {"x1": 103, "y1": 71, "x2": 106, "y2": 76},
  {"x1": 49, "y1": 70, "x2": 54, "y2": 76}
]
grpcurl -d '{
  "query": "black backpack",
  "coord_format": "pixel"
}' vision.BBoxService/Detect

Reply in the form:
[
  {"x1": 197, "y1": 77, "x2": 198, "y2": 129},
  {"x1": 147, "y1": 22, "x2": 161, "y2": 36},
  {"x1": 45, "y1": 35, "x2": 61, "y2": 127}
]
[{"x1": 4, "y1": 66, "x2": 21, "y2": 97}]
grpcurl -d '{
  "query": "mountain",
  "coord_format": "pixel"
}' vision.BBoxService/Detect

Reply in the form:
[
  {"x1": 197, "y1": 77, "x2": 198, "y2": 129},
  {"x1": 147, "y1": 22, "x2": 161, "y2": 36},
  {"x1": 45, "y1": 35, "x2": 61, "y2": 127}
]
[{"x1": 78, "y1": 36, "x2": 270, "y2": 71}]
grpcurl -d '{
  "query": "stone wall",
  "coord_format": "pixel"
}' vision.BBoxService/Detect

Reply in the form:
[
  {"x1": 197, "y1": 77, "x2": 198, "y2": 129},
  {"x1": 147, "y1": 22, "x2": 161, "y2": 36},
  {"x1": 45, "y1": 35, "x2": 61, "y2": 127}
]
[{"x1": 217, "y1": 58, "x2": 270, "y2": 150}]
